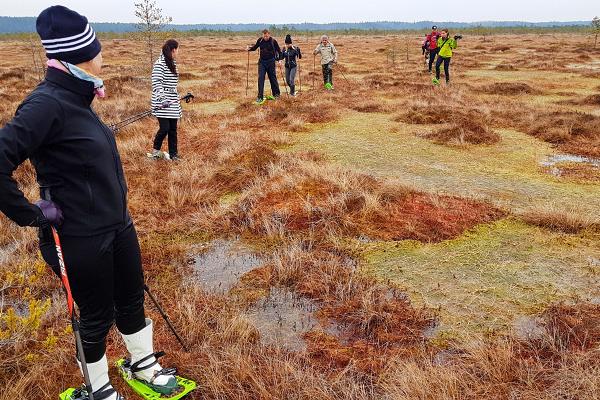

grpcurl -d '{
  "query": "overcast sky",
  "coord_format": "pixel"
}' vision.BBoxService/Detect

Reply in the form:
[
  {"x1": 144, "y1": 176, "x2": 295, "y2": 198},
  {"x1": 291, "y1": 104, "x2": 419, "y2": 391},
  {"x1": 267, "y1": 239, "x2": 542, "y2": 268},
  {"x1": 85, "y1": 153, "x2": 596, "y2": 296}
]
[{"x1": 2, "y1": 1, "x2": 598, "y2": 23}]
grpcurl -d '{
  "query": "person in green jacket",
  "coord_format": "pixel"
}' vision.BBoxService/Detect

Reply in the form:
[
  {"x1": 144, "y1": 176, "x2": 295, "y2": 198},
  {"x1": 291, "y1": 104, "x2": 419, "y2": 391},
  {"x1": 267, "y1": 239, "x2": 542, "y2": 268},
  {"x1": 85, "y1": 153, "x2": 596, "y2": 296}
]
[{"x1": 433, "y1": 28, "x2": 458, "y2": 85}]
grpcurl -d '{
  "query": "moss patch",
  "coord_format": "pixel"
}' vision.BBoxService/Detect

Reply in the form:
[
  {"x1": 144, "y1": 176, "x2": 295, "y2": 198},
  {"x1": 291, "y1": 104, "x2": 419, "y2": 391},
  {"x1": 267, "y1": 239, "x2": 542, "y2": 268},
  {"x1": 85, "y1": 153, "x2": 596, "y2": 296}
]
[
  {"x1": 293, "y1": 113, "x2": 600, "y2": 218},
  {"x1": 360, "y1": 219, "x2": 600, "y2": 338}
]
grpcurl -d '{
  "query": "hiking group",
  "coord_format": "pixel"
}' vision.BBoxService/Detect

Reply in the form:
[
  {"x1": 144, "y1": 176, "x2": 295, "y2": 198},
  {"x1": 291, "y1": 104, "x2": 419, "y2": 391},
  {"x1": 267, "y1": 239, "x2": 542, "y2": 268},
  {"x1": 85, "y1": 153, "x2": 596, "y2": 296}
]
[
  {"x1": 247, "y1": 29, "x2": 338, "y2": 104},
  {"x1": 422, "y1": 25, "x2": 460, "y2": 85},
  {"x1": 0, "y1": 5, "x2": 463, "y2": 400}
]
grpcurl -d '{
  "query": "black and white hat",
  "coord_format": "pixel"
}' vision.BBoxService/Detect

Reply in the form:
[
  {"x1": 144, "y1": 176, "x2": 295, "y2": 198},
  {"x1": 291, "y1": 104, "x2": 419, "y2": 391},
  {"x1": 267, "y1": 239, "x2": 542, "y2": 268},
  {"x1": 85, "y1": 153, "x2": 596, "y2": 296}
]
[{"x1": 36, "y1": 6, "x2": 101, "y2": 64}]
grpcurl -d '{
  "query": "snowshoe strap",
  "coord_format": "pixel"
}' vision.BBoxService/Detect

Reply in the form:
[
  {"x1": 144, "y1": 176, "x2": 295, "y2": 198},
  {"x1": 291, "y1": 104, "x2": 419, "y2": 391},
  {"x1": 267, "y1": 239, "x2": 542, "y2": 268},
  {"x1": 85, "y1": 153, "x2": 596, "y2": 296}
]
[
  {"x1": 130, "y1": 351, "x2": 165, "y2": 373},
  {"x1": 89, "y1": 382, "x2": 124, "y2": 400}
]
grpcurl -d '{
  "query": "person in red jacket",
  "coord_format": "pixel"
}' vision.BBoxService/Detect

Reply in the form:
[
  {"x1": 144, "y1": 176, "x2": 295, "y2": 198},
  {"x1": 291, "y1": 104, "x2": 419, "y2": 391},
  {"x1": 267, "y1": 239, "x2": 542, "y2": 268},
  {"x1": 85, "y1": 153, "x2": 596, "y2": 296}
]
[{"x1": 424, "y1": 25, "x2": 440, "y2": 73}]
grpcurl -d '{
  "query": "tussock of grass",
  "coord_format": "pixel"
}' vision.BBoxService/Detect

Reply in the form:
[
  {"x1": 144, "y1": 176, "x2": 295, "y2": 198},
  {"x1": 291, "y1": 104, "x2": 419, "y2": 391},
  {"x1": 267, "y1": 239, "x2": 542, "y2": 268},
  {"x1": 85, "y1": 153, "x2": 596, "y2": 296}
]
[
  {"x1": 494, "y1": 63, "x2": 517, "y2": 71},
  {"x1": 424, "y1": 120, "x2": 501, "y2": 146},
  {"x1": 525, "y1": 111, "x2": 600, "y2": 157},
  {"x1": 380, "y1": 303, "x2": 600, "y2": 399},
  {"x1": 519, "y1": 206, "x2": 600, "y2": 233},
  {"x1": 480, "y1": 82, "x2": 540, "y2": 95}
]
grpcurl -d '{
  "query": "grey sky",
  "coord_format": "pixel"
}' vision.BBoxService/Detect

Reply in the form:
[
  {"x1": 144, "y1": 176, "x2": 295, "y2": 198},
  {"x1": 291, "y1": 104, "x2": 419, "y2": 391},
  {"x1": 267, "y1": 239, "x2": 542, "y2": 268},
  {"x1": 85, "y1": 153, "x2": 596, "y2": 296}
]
[{"x1": 2, "y1": 1, "x2": 598, "y2": 23}]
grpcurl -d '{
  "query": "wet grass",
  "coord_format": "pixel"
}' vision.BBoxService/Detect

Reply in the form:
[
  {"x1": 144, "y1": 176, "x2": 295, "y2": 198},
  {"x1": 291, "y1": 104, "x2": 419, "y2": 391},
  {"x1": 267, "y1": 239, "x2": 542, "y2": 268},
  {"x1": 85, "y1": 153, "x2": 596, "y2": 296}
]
[
  {"x1": 1, "y1": 33, "x2": 600, "y2": 399},
  {"x1": 360, "y1": 219, "x2": 600, "y2": 338}
]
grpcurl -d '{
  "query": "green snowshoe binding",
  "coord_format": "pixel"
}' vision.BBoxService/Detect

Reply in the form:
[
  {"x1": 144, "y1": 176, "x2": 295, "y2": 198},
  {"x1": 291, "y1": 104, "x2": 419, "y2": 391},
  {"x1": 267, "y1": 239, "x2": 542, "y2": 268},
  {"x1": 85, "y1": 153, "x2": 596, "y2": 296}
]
[
  {"x1": 264, "y1": 95, "x2": 276, "y2": 101},
  {"x1": 324, "y1": 82, "x2": 333, "y2": 90},
  {"x1": 116, "y1": 352, "x2": 196, "y2": 399},
  {"x1": 59, "y1": 383, "x2": 124, "y2": 400}
]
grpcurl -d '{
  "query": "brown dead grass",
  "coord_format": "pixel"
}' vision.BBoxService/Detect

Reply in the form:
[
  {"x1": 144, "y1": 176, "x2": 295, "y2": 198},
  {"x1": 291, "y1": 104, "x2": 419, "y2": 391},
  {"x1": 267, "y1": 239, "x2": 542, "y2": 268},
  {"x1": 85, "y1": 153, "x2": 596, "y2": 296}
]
[
  {"x1": 524, "y1": 112, "x2": 600, "y2": 157},
  {"x1": 223, "y1": 162, "x2": 504, "y2": 241},
  {"x1": 424, "y1": 120, "x2": 501, "y2": 146},
  {"x1": 480, "y1": 82, "x2": 540, "y2": 95},
  {"x1": 520, "y1": 207, "x2": 600, "y2": 233},
  {"x1": 1, "y1": 33, "x2": 600, "y2": 399},
  {"x1": 494, "y1": 63, "x2": 517, "y2": 71},
  {"x1": 380, "y1": 302, "x2": 600, "y2": 400}
]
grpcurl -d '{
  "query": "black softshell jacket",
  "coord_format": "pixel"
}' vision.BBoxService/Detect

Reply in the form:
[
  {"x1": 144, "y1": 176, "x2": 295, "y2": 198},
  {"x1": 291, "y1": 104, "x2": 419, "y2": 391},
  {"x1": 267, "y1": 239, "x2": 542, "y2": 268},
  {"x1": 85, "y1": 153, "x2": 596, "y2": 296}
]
[{"x1": 0, "y1": 67, "x2": 130, "y2": 236}]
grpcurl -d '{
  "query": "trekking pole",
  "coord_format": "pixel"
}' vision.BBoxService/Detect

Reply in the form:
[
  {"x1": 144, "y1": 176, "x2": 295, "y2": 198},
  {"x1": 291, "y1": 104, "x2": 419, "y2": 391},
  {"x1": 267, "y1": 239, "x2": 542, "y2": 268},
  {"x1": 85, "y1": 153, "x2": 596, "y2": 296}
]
[
  {"x1": 312, "y1": 54, "x2": 316, "y2": 90},
  {"x1": 337, "y1": 64, "x2": 353, "y2": 88},
  {"x1": 143, "y1": 284, "x2": 189, "y2": 352},
  {"x1": 278, "y1": 62, "x2": 289, "y2": 97},
  {"x1": 245, "y1": 50, "x2": 250, "y2": 97},
  {"x1": 297, "y1": 60, "x2": 302, "y2": 93},
  {"x1": 52, "y1": 227, "x2": 95, "y2": 400},
  {"x1": 108, "y1": 93, "x2": 194, "y2": 133}
]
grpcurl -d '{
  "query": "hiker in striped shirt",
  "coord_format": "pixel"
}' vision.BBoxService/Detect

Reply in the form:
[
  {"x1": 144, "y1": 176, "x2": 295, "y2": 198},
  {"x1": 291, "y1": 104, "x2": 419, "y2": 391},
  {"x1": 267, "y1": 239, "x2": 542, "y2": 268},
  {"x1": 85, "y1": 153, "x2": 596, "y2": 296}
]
[{"x1": 149, "y1": 39, "x2": 182, "y2": 161}]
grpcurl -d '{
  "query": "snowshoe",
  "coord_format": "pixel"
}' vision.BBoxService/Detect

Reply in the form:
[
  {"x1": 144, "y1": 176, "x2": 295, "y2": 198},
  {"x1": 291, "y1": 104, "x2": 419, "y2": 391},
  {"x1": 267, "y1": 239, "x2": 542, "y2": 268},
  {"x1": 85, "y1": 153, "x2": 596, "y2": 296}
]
[
  {"x1": 432, "y1": 78, "x2": 440, "y2": 86},
  {"x1": 265, "y1": 95, "x2": 276, "y2": 101},
  {"x1": 255, "y1": 97, "x2": 266, "y2": 105},
  {"x1": 116, "y1": 355, "x2": 196, "y2": 400},
  {"x1": 324, "y1": 82, "x2": 333, "y2": 90},
  {"x1": 59, "y1": 383, "x2": 124, "y2": 400},
  {"x1": 146, "y1": 150, "x2": 168, "y2": 160}
]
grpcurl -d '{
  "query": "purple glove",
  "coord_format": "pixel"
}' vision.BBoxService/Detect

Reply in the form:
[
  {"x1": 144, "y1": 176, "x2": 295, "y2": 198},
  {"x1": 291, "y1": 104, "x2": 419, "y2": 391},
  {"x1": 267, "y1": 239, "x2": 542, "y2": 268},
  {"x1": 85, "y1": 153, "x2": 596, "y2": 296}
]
[
  {"x1": 35, "y1": 200, "x2": 64, "y2": 226},
  {"x1": 161, "y1": 100, "x2": 171, "y2": 109}
]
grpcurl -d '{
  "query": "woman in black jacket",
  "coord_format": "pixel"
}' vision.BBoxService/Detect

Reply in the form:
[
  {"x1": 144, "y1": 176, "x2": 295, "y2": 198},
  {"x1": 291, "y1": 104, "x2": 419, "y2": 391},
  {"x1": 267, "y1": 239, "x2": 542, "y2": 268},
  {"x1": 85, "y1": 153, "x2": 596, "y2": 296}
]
[
  {"x1": 0, "y1": 6, "x2": 178, "y2": 399},
  {"x1": 281, "y1": 34, "x2": 302, "y2": 96}
]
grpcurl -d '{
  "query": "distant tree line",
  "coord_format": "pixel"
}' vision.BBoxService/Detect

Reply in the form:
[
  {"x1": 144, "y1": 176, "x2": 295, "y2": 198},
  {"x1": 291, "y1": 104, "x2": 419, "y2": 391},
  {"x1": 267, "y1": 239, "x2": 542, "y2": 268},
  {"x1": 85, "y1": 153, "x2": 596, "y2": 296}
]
[{"x1": 0, "y1": 16, "x2": 593, "y2": 34}]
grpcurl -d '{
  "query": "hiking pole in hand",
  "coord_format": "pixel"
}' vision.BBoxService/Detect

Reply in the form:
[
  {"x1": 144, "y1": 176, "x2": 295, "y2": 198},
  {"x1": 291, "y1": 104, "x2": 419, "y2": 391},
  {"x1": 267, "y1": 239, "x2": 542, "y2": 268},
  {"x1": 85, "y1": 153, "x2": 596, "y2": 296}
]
[
  {"x1": 143, "y1": 284, "x2": 189, "y2": 352},
  {"x1": 108, "y1": 93, "x2": 195, "y2": 133},
  {"x1": 337, "y1": 64, "x2": 353, "y2": 88},
  {"x1": 52, "y1": 227, "x2": 95, "y2": 400},
  {"x1": 312, "y1": 54, "x2": 316, "y2": 90},
  {"x1": 297, "y1": 59, "x2": 302, "y2": 93},
  {"x1": 246, "y1": 50, "x2": 250, "y2": 97},
  {"x1": 278, "y1": 62, "x2": 289, "y2": 97}
]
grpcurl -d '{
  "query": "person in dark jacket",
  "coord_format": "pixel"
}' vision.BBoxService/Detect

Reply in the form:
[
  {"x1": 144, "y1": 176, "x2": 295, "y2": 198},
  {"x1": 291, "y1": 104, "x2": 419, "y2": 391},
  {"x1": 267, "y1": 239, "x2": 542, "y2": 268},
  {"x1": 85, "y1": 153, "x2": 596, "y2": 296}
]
[
  {"x1": 0, "y1": 6, "x2": 178, "y2": 399},
  {"x1": 246, "y1": 29, "x2": 282, "y2": 104},
  {"x1": 424, "y1": 25, "x2": 440, "y2": 73},
  {"x1": 281, "y1": 34, "x2": 302, "y2": 96}
]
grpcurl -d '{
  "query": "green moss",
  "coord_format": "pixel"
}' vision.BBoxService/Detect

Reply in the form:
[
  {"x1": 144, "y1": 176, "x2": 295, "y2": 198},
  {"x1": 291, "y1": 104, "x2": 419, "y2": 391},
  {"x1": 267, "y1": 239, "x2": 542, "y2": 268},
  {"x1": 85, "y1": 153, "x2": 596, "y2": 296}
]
[
  {"x1": 360, "y1": 219, "x2": 600, "y2": 337},
  {"x1": 219, "y1": 192, "x2": 242, "y2": 207},
  {"x1": 292, "y1": 113, "x2": 600, "y2": 217}
]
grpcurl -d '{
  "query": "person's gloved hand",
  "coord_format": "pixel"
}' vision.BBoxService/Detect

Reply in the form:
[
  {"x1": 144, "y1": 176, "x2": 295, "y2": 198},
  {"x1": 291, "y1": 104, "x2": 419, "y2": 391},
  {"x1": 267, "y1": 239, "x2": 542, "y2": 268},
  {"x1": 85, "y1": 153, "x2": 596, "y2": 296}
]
[
  {"x1": 161, "y1": 100, "x2": 171, "y2": 109},
  {"x1": 35, "y1": 200, "x2": 63, "y2": 227}
]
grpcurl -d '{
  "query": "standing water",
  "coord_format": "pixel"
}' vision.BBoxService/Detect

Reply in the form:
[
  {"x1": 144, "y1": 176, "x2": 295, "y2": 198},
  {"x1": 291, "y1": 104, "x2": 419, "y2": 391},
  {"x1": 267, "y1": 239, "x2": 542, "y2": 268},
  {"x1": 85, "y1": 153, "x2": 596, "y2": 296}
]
[
  {"x1": 191, "y1": 240, "x2": 263, "y2": 294},
  {"x1": 245, "y1": 287, "x2": 321, "y2": 351}
]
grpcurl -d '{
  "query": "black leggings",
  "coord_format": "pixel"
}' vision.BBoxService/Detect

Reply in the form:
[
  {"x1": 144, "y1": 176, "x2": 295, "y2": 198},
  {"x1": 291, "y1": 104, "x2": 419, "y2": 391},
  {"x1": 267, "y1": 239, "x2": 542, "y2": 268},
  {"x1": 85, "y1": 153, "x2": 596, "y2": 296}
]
[
  {"x1": 39, "y1": 222, "x2": 146, "y2": 363},
  {"x1": 153, "y1": 117, "x2": 178, "y2": 158},
  {"x1": 322, "y1": 63, "x2": 333, "y2": 85},
  {"x1": 435, "y1": 56, "x2": 451, "y2": 83},
  {"x1": 428, "y1": 48, "x2": 439, "y2": 72}
]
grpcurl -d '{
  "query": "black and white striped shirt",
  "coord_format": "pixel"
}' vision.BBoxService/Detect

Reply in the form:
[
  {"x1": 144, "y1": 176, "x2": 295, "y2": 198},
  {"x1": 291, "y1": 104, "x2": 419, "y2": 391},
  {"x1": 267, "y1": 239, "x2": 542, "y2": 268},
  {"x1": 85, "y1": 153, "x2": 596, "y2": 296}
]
[{"x1": 151, "y1": 54, "x2": 181, "y2": 119}]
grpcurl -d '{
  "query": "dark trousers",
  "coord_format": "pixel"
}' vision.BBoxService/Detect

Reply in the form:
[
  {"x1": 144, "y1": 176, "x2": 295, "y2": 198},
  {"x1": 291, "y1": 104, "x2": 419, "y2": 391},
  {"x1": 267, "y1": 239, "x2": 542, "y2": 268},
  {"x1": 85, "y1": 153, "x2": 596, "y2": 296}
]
[
  {"x1": 258, "y1": 59, "x2": 280, "y2": 99},
  {"x1": 436, "y1": 56, "x2": 451, "y2": 83},
  {"x1": 322, "y1": 63, "x2": 333, "y2": 85},
  {"x1": 153, "y1": 117, "x2": 178, "y2": 157},
  {"x1": 428, "y1": 48, "x2": 439, "y2": 72},
  {"x1": 39, "y1": 222, "x2": 146, "y2": 363},
  {"x1": 285, "y1": 66, "x2": 297, "y2": 95}
]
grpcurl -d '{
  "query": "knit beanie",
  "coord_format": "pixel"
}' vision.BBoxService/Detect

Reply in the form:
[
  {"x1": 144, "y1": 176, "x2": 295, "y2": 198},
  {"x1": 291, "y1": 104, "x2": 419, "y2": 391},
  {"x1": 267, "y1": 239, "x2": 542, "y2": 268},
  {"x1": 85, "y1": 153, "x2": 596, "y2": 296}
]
[
  {"x1": 36, "y1": 6, "x2": 102, "y2": 64},
  {"x1": 285, "y1": 34, "x2": 292, "y2": 44}
]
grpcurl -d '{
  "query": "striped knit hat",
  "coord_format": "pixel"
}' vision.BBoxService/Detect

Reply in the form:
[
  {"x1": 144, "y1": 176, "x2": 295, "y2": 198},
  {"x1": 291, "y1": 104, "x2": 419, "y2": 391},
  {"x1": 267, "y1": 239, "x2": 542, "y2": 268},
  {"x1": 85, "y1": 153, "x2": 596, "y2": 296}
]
[{"x1": 36, "y1": 6, "x2": 101, "y2": 65}]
